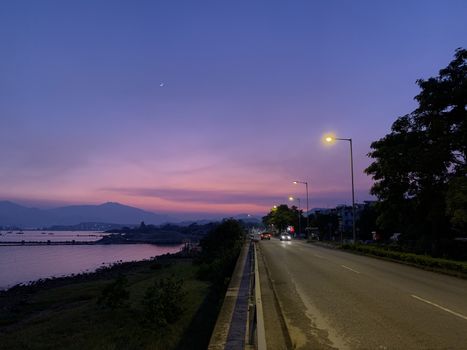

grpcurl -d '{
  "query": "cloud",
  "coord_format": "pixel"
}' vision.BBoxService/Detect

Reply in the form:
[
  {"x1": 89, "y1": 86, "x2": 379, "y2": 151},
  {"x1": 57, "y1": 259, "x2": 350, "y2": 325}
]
[
  {"x1": 101, "y1": 186, "x2": 374, "y2": 208},
  {"x1": 102, "y1": 187, "x2": 287, "y2": 206}
]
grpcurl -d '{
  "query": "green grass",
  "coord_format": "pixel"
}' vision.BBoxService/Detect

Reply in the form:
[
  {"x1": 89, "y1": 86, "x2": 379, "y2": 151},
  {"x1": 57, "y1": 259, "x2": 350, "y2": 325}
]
[{"x1": 0, "y1": 259, "x2": 219, "y2": 350}]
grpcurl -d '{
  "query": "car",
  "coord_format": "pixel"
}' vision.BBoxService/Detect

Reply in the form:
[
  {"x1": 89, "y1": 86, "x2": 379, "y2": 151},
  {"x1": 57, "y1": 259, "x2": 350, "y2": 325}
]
[
  {"x1": 280, "y1": 233, "x2": 292, "y2": 241},
  {"x1": 260, "y1": 232, "x2": 272, "y2": 240},
  {"x1": 250, "y1": 232, "x2": 261, "y2": 241}
]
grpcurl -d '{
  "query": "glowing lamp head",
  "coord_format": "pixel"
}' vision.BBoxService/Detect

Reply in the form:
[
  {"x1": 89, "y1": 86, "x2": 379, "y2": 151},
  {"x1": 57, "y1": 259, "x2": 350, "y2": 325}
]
[
  {"x1": 325, "y1": 136, "x2": 333, "y2": 143},
  {"x1": 288, "y1": 196, "x2": 294, "y2": 201}
]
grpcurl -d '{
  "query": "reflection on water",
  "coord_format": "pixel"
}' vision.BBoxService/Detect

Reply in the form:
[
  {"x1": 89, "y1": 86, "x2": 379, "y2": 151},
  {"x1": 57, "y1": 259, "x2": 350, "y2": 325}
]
[{"x1": 0, "y1": 241, "x2": 183, "y2": 290}]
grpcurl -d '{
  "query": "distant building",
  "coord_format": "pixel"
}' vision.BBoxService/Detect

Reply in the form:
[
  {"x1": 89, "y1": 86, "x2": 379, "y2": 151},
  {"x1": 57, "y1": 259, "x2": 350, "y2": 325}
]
[{"x1": 309, "y1": 202, "x2": 375, "y2": 233}]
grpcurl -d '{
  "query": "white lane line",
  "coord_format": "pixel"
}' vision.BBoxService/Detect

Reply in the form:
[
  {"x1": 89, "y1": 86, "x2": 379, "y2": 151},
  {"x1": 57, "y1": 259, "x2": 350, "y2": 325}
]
[
  {"x1": 341, "y1": 265, "x2": 361, "y2": 274},
  {"x1": 411, "y1": 295, "x2": 467, "y2": 321}
]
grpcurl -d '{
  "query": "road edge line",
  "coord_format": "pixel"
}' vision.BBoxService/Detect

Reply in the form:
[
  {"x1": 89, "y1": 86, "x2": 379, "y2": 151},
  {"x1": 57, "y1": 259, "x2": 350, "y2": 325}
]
[
  {"x1": 254, "y1": 244, "x2": 267, "y2": 350},
  {"x1": 411, "y1": 294, "x2": 467, "y2": 321},
  {"x1": 257, "y1": 244, "x2": 294, "y2": 349}
]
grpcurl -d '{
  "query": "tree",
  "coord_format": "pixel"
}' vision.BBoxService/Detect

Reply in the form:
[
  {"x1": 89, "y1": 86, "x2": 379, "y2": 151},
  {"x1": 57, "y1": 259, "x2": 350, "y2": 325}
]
[
  {"x1": 356, "y1": 203, "x2": 379, "y2": 241},
  {"x1": 309, "y1": 212, "x2": 339, "y2": 240},
  {"x1": 366, "y1": 48, "x2": 467, "y2": 254},
  {"x1": 262, "y1": 204, "x2": 297, "y2": 233},
  {"x1": 196, "y1": 219, "x2": 245, "y2": 288},
  {"x1": 446, "y1": 174, "x2": 467, "y2": 234}
]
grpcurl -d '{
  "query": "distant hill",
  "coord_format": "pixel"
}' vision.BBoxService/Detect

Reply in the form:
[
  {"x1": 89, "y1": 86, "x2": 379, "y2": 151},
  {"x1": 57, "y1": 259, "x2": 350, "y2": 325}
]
[{"x1": 0, "y1": 201, "x2": 171, "y2": 227}]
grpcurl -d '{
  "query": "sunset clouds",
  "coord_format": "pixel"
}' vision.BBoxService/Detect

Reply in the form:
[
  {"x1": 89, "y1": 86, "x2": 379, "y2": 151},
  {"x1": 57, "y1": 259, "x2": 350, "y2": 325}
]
[{"x1": 1, "y1": 1, "x2": 466, "y2": 217}]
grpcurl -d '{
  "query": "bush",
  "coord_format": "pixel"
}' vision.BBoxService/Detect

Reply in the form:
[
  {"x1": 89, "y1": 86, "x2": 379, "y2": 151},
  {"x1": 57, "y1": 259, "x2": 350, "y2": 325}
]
[
  {"x1": 142, "y1": 275, "x2": 186, "y2": 329},
  {"x1": 97, "y1": 274, "x2": 130, "y2": 309},
  {"x1": 195, "y1": 219, "x2": 244, "y2": 289}
]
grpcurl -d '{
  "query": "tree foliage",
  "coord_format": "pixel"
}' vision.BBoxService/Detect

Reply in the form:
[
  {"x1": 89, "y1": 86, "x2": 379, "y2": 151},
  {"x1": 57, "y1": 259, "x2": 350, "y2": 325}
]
[
  {"x1": 262, "y1": 204, "x2": 299, "y2": 232},
  {"x1": 366, "y1": 48, "x2": 467, "y2": 253},
  {"x1": 196, "y1": 219, "x2": 244, "y2": 288},
  {"x1": 309, "y1": 212, "x2": 339, "y2": 240}
]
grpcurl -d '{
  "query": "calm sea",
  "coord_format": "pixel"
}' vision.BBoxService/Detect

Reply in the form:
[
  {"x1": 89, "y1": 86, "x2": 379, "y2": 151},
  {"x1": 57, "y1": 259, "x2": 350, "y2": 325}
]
[{"x1": 0, "y1": 231, "x2": 183, "y2": 290}]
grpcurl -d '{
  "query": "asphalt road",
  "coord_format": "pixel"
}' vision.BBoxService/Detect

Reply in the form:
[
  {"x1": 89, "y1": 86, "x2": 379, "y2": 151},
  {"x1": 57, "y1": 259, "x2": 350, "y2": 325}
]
[{"x1": 258, "y1": 239, "x2": 467, "y2": 350}]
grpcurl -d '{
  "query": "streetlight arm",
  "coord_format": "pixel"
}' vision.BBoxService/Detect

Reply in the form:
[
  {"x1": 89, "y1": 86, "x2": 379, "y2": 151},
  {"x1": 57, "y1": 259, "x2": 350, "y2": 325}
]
[{"x1": 293, "y1": 180, "x2": 307, "y2": 185}]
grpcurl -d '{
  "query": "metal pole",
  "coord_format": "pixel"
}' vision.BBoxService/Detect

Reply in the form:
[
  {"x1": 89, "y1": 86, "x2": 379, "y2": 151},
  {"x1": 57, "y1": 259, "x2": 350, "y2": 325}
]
[
  {"x1": 305, "y1": 182, "x2": 309, "y2": 232},
  {"x1": 298, "y1": 198, "x2": 301, "y2": 237},
  {"x1": 349, "y1": 139, "x2": 356, "y2": 244}
]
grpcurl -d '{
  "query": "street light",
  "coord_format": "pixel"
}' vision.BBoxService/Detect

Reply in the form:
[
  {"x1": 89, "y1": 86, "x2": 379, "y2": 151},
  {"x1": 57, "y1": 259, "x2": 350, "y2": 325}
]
[
  {"x1": 325, "y1": 135, "x2": 356, "y2": 244},
  {"x1": 288, "y1": 196, "x2": 301, "y2": 237},
  {"x1": 293, "y1": 180, "x2": 309, "y2": 236}
]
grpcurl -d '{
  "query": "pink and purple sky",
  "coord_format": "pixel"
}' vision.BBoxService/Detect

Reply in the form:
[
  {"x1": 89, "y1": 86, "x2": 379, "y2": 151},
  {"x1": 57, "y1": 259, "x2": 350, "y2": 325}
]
[{"x1": 1, "y1": 1, "x2": 466, "y2": 218}]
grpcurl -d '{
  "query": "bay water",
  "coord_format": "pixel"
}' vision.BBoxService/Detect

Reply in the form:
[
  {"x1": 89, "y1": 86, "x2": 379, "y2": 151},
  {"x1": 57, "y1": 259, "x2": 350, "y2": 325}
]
[{"x1": 0, "y1": 231, "x2": 183, "y2": 290}]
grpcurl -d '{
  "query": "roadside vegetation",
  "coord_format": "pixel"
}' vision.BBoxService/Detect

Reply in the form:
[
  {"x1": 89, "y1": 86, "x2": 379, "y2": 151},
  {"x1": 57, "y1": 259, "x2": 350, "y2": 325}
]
[
  {"x1": 340, "y1": 243, "x2": 467, "y2": 277},
  {"x1": 0, "y1": 259, "x2": 214, "y2": 350},
  {"x1": 195, "y1": 219, "x2": 245, "y2": 291}
]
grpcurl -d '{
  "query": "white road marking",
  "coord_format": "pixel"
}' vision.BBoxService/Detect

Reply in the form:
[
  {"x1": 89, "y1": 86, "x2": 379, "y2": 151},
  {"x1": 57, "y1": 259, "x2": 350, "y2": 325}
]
[
  {"x1": 411, "y1": 294, "x2": 467, "y2": 321},
  {"x1": 341, "y1": 265, "x2": 361, "y2": 274}
]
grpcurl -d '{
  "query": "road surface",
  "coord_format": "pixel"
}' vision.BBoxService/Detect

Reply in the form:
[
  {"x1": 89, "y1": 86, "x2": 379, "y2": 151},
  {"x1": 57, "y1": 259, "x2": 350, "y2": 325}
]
[{"x1": 258, "y1": 239, "x2": 467, "y2": 349}]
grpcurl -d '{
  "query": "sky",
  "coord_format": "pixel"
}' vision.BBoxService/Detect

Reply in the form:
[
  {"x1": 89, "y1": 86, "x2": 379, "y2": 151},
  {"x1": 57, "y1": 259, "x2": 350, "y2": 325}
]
[{"x1": 1, "y1": 0, "x2": 466, "y2": 219}]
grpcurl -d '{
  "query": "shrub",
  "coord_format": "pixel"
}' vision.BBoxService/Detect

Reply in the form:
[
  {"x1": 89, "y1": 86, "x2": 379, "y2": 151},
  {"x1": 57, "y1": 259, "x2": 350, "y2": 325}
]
[
  {"x1": 142, "y1": 275, "x2": 186, "y2": 329},
  {"x1": 97, "y1": 274, "x2": 130, "y2": 310}
]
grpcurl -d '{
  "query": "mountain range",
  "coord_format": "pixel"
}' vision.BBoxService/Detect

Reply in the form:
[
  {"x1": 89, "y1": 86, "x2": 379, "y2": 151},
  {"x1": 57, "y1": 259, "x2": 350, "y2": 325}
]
[
  {"x1": 0, "y1": 201, "x2": 262, "y2": 228},
  {"x1": 0, "y1": 201, "x2": 171, "y2": 227}
]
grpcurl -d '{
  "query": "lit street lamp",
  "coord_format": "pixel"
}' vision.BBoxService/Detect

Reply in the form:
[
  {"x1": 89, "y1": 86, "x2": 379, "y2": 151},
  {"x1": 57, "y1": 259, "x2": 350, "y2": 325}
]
[
  {"x1": 293, "y1": 180, "x2": 309, "y2": 236},
  {"x1": 288, "y1": 196, "x2": 301, "y2": 237},
  {"x1": 325, "y1": 135, "x2": 356, "y2": 244}
]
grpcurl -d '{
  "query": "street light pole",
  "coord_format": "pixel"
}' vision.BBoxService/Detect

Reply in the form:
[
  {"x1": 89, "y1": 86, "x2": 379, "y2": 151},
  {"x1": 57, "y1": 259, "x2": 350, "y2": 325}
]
[
  {"x1": 293, "y1": 180, "x2": 309, "y2": 235},
  {"x1": 349, "y1": 138, "x2": 356, "y2": 245},
  {"x1": 325, "y1": 136, "x2": 356, "y2": 244}
]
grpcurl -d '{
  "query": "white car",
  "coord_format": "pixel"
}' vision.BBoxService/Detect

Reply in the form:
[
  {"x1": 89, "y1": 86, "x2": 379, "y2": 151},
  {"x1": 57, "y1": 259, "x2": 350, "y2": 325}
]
[{"x1": 280, "y1": 234, "x2": 292, "y2": 241}]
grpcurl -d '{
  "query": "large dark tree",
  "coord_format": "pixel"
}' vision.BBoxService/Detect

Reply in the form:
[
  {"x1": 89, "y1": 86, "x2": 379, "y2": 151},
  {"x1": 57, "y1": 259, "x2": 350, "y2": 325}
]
[
  {"x1": 262, "y1": 204, "x2": 298, "y2": 233},
  {"x1": 309, "y1": 212, "x2": 339, "y2": 240},
  {"x1": 366, "y1": 48, "x2": 467, "y2": 253}
]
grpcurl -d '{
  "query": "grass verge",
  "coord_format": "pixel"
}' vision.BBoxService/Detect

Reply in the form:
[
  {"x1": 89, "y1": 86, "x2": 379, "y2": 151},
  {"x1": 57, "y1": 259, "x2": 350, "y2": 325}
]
[{"x1": 0, "y1": 257, "x2": 220, "y2": 350}]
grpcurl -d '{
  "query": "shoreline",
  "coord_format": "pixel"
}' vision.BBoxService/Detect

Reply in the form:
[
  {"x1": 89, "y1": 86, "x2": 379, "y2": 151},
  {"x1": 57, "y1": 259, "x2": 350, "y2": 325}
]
[{"x1": 0, "y1": 250, "x2": 187, "y2": 294}]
